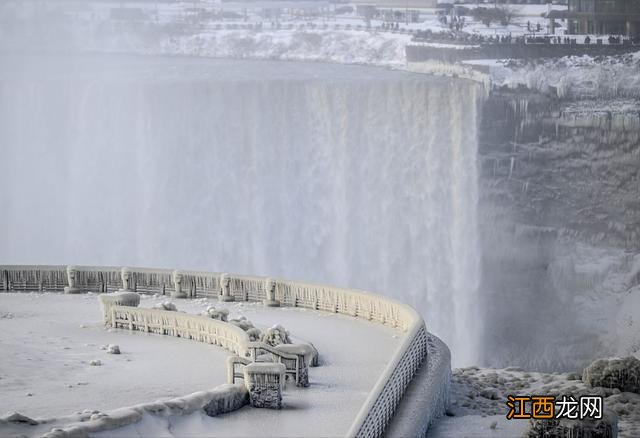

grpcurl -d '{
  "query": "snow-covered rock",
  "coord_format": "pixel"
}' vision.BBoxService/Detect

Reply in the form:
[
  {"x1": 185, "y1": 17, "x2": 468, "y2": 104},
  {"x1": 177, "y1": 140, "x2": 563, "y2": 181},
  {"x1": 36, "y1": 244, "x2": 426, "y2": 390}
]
[
  {"x1": 583, "y1": 357, "x2": 640, "y2": 394},
  {"x1": 524, "y1": 410, "x2": 618, "y2": 438},
  {"x1": 1, "y1": 412, "x2": 39, "y2": 426}
]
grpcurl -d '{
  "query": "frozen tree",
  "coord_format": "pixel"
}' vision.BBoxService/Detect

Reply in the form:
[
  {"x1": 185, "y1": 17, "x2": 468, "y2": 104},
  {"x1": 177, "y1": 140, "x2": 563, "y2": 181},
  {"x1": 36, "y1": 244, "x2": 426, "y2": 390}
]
[{"x1": 260, "y1": 325, "x2": 292, "y2": 347}]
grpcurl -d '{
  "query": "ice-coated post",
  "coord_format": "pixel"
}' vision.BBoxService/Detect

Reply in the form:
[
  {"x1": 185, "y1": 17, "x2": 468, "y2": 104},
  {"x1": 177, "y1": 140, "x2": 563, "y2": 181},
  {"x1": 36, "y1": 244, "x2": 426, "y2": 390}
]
[
  {"x1": 120, "y1": 267, "x2": 132, "y2": 292},
  {"x1": 172, "y1": 270, "x2": 187, "y2": 299},
  {"x1": 263, "y1": 277, "x2": 280, "y2": 307},
  {"x1": 64, "y1": 265, "x2": 82, "y2": 294},
  {"x1": 243, "y1": 362, "x2": 286, "y2": 409},
  {"x1": 219, "y1": 273, "x2": 235, "y2": 302}
]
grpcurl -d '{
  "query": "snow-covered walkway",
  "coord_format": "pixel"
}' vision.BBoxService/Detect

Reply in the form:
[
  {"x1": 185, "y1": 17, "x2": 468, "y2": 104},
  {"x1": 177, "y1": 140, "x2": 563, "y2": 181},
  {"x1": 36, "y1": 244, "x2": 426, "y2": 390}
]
[{"x1": 0, "y1": 292, "x2": 402, "y2": 437}]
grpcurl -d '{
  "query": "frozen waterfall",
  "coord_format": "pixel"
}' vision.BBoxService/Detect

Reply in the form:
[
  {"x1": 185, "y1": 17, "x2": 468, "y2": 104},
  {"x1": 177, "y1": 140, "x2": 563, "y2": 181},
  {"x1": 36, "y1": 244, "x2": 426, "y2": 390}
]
[{"x1": 0, "y1": 55, "x2": 483, "y2": 366}]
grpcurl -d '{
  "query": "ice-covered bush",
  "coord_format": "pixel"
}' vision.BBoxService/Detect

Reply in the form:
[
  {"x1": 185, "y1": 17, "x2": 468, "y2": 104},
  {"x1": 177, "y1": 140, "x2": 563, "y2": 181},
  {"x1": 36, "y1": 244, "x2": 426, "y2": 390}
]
[
  {"x1": 246, "y1": 327, "x2": 261, "y2": 342},
  {"x1": 154, "y1": 301, "x2": 177, "y2": 311},
  {"x1": 260, "y1": 324, "x2": 291, "y2": 347},
  {"x1": 206, "y1": 306, "x2": 229, "y2": 322},
  {"x1": 227, "y1": 317, "x2": 262, "y2": 340},
  {"x1": 583, "y1": 357, "x2": 640, "y2": 393},
  {"x1": 229, "y1": 316, "x2": 254, "y2": 332},
  {"x1": 524, "y1": 410, "x2": 618, "y2": 438}
]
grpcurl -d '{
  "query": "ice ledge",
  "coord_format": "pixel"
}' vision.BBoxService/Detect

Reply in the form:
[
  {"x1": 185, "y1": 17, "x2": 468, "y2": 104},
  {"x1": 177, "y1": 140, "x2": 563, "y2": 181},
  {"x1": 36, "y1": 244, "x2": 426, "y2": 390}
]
[{"x1": 385, "y1": 333, "x2": 452, "y2": 438}]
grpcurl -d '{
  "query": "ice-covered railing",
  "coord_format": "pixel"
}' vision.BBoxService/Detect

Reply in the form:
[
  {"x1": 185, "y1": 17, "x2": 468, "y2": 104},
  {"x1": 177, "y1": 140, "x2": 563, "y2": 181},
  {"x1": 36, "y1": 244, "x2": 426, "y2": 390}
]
[
  {"x1": 0, "y1": 264, "x2": 428, "y2": 437},
  {"x1": 1, "y1": 265, "x2": 68, "y2": 291},
  {"x1": 107, "y1": 305, "x2": 251, "y2": 357}
]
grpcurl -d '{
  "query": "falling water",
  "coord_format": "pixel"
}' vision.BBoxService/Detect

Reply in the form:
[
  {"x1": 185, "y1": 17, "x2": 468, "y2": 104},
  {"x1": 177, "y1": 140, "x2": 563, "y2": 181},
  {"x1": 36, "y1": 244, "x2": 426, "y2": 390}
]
[{"x1": 0, "y1": 54, "x2": 482, "y2": 366}]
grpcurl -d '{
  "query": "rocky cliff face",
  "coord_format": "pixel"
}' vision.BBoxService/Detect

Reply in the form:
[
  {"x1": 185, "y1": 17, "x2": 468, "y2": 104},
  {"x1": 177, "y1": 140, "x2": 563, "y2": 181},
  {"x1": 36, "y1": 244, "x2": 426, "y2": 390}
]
[{"x1": 478, "y1": 90, "x2": 640, "y2": 371}]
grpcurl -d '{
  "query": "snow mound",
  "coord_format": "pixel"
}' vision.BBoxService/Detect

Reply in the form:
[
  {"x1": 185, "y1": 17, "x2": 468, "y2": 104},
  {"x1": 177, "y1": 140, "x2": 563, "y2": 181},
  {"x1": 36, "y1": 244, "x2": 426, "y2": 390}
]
[
  {"x1": 40, "y1": 384, "x2": 248, "y2": 438},
  {"x1": 1, "y1": 412, "x2": 39, "y2": 426},
  {"x1": 437, "y1": 364, "x2": 640, "y2": 438}
]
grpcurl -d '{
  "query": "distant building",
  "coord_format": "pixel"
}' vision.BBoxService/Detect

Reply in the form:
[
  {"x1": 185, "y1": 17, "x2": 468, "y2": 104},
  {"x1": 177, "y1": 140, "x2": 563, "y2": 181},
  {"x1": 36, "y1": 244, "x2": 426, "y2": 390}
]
[{"x1": 553, "y1": 0, "x2": 640, "y2": 37}]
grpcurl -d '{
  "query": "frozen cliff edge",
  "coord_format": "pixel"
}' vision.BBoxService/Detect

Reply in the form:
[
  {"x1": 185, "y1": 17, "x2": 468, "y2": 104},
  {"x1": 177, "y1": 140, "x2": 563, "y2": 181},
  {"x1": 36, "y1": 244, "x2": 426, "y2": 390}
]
[
  {"x1": 385, "y1": 334, "x2": 452, "y2": 437},
  {"x1": 464, "y1": 51, "x2": 640, "y2": 99},
  {"x1": 87, "y1": 28, "x2": 640, "y2": 97}
]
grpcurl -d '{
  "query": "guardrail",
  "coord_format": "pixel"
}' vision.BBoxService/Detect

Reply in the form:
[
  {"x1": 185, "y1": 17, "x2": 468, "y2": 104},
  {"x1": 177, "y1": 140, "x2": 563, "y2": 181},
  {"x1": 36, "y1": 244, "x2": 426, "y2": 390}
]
[
  {"x1": 108, "y1": 304, "x2": 251, "y2": 357},
  {"x1": 1, "y1": 264, "x2": 428, "y2": 438}
]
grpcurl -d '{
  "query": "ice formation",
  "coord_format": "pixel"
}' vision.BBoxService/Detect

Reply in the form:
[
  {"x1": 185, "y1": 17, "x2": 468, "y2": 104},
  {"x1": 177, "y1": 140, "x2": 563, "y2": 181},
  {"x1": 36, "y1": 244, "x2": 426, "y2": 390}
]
[
  {"x1": 583, "y1": 357, "x2": 640, "y2": 394},
  {"x1": 260, "y1": 325, "x2": 292, "y2": 347}
]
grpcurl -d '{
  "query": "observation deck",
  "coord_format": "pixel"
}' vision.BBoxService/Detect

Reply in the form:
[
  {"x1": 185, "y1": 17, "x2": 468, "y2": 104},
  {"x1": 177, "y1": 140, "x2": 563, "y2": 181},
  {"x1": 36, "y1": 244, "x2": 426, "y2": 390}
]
[{"x1": 0, "y1": 265, "x2": 451, "y2": 437}]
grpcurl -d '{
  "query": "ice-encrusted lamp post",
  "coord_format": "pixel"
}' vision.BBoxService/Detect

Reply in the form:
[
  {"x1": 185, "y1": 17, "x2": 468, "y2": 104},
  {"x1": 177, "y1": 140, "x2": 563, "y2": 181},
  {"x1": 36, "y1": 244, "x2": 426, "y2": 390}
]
[
  {"x1": 119, "y1": 267, "x2": 132, "y2": 292},
  {"x1": 63, "y1": 265, "x2": 81, "y2": 294},
  {"x1": 263, "y1": 278, "x2": 280, "y2": 307},
  {"x1": 219, "y1": 273, "x2": 235, "y2": 302},
  {"x1": 172, "y1": 270, "x2": 187, "y2": 298}
]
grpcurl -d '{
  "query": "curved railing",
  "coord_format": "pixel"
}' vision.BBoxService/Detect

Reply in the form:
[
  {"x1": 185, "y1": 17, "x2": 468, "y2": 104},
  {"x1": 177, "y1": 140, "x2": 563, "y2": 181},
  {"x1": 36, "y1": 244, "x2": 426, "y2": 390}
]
[
  {"x1": 107, "y1": 304, "x2": 251, "y2": 357},
  {"x1": 0, "y1": 264, "x2": 428, "y2": 438}
]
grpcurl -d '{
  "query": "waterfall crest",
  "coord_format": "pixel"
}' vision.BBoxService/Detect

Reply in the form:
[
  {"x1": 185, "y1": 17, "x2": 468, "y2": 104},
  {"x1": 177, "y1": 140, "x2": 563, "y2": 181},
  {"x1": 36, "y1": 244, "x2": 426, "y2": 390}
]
[{"x1": 0, "y1": 55, "x2": 483, "y2": 366}]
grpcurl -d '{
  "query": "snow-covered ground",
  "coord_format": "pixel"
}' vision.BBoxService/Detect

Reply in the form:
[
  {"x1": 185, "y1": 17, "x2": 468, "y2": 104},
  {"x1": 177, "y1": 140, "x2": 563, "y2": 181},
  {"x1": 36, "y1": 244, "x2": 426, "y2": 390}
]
[
  {"x1": 430, "y1": 366, "x2": 640, "y2": 438},
  {"x1": 465, "y1": 52, "x2": 640, "y2": 98},
  {"x1": 156, "y1": 29, "x2": 410, "y2": 68},
  {"x1": 0, "y1": 292, "x2": 402, "y2": 437},
  {"x1": 3, "y1": 0, "x2": 637, "y2": 97},
  {"x1": 0, "y1": 292, "x2": 231, "y2": 419}
]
